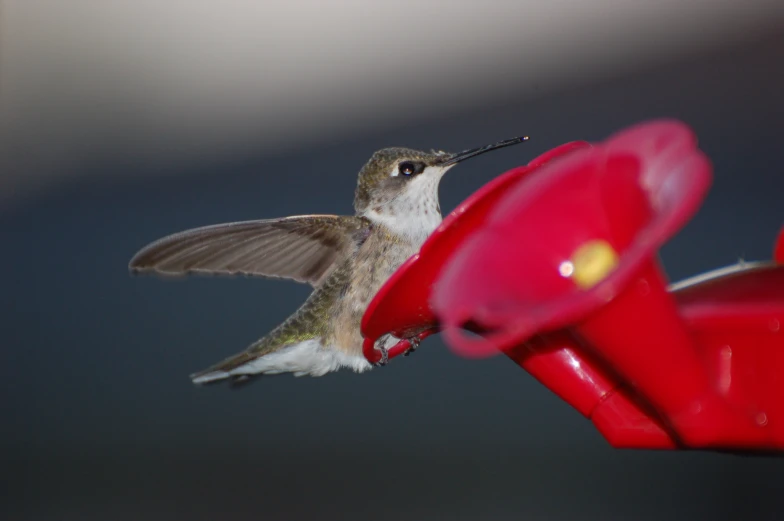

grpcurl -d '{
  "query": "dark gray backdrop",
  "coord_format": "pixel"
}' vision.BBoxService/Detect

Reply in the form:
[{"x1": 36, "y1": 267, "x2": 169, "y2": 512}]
[{"x1": 3, "y1": 31, "x2": 784, "y2": 521}]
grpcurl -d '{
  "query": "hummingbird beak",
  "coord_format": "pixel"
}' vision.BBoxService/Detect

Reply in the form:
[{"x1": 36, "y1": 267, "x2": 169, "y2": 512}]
[{"x1": 437, "y1": 136, "x2": 529, "y2": 167}]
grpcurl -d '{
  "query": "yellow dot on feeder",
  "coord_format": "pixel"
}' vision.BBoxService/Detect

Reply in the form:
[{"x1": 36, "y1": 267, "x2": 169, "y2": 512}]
[{"x1": 568, "y1": 240, "x2": 619, "y2": 289}]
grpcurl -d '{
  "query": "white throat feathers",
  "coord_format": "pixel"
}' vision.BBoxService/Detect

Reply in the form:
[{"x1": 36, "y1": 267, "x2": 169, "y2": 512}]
[{"x1": 362, "y1": 164, "x2": 451, "y2": 243}]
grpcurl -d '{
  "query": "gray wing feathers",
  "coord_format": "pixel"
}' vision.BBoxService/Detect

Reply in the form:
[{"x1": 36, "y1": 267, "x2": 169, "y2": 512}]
[{"x1": 129, "y1": 215, "x2": 368, "y2": 286}]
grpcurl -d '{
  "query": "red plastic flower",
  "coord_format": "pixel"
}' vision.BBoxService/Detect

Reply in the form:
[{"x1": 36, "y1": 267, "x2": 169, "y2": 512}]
[
  {"x1": 361, "y1": 120, "x2": 784, "y2": 451},
  {"x1": 433, "y1": 119, "x2": 711, "y2": 357}
]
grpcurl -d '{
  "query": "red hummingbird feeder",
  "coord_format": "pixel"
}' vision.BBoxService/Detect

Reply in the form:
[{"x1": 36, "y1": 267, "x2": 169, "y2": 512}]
[{"x1": 361, "y1": 120, "x2": 784, "y2": 452}]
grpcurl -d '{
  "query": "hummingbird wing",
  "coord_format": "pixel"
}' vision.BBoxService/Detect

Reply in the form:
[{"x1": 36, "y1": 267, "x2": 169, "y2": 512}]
[{"x1": 129, "y1": 215, "x2": 370, "y2": 286}]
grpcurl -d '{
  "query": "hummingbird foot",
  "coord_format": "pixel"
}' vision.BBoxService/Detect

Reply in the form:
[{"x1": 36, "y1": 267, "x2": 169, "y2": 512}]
[
  {"x1": 373, "y1": 346, "x2": 389, "y2": 366},
  {"x1": 403, "y1": 336, "x2": 420, "y2": 356}
]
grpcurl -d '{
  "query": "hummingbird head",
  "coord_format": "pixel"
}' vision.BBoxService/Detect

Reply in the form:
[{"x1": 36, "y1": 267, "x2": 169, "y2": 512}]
[{"x1": 354, "y1": 136, "x2": 528, "y2": 241}]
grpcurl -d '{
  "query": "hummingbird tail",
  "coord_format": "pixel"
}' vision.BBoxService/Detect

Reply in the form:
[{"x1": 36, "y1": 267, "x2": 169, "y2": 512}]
[
  {"x1": 189, "y1": 338, "x2": 371, "y2": 385},
  {"x1": 189, "y1": 349, "x2": 261, "y2": 386}
]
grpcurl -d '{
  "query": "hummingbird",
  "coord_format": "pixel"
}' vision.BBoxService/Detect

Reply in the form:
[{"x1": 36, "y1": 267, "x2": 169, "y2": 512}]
[{"x1": 129, "y1": 136, "x2": 528, "y2": 386}]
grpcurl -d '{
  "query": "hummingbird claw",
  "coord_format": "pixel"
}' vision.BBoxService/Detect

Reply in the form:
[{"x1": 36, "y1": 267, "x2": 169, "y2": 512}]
[
  {"x1": 403, "y1": 336, "x2": 420, "y2": 356},
  {"x1": 374, "y1": 346, "x2": 389, "y2": 366}
]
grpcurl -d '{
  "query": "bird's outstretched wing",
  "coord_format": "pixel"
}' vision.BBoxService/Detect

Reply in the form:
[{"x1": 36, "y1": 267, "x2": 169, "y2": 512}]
[{"x1": 129, "y1": 215, "x2": 370, "y2": 286}]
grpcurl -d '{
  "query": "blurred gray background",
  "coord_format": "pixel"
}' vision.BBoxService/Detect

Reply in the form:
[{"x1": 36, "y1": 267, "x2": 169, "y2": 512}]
[{"x1": 2, "y1": 1, "x2": 784, "y2": 520}]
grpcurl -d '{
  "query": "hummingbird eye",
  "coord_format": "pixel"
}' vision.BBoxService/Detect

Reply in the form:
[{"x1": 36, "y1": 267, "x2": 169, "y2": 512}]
[{"x1": 397, "y1": 161, "x2": 423, "y2": 177}]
